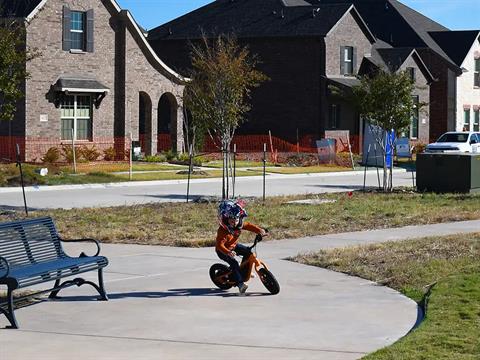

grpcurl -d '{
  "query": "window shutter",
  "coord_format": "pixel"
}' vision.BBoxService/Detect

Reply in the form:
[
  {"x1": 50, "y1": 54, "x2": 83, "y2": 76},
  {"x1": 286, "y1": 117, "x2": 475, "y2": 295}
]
[
  {"x1": 352, "y1": 47, "x2": 357, "y2": 74},
  {"x1": 62, "y1": 6, "x2": 71, "y2": 51},
  {"x1": 86, "y1": 9, "x2": 94, "y2": 53},
  {"x1": 340, "y1": 46, "x2": 345, "y2": 75}
]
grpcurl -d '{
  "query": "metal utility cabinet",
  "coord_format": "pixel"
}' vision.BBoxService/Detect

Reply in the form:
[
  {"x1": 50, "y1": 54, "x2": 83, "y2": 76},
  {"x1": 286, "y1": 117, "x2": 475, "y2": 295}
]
[{"x1": 417, "y1": 153, "x2": 480, "y2": 193}]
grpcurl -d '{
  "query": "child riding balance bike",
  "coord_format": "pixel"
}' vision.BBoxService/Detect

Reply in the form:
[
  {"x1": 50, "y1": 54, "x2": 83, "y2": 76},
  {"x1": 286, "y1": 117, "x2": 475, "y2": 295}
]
[{"x1": 210, "y1": 200, "x2": 280, "y2": 295}]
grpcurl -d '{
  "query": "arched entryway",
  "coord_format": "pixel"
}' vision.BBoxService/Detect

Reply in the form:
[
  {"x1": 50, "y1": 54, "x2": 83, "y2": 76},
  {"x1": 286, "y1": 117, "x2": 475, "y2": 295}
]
[
  {"x1": 157, "y1": 93, "x2": 178, "y2": 152},
  {"x1": 139, "y1": 91, "x2": 152, "y2": 155}
]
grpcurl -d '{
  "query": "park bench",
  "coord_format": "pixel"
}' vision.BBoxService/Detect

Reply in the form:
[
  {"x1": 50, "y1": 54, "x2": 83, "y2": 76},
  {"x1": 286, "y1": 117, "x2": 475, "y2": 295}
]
[{"x1": 0, "y1": 216, "x2": 109, "y2": 329}]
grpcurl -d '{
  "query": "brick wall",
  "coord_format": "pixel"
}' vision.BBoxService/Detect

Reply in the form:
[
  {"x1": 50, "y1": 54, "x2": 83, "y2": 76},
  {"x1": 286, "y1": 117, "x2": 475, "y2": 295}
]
[
  {"x1": 324, "y1": 11, "x2": 372, "y2": 77},
  {"x1": 24, "y1": 0, "x2": 117, "y2": 161},
  {"x1": 399, "y1": 55, "x2": 430, "y2": 144},
  {"x1": 4, "y1": 0, "x2": 184, "y2": 161},
  {"x1": 418, "y1": 48, "x2": 458, "y2": 142}
]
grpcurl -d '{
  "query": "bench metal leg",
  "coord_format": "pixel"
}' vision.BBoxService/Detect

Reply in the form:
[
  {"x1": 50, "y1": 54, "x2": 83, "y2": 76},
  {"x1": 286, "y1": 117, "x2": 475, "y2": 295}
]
[
  {"x1": 48, "y1": 279, "x2": 61, "y2": 299},
  {"x1": 0, "y1": 287, "x2": 19, "y2": 329},
  {"x1": 97, "y1": 268, "x2": 108, "y2": 301},
  {"x1": 47, "y1": 269, "x2": 108, "y2": 301}
]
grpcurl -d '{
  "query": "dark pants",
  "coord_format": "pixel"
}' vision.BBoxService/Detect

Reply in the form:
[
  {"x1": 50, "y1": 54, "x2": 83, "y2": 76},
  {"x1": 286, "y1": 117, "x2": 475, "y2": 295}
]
[{"x1": 216, "y1": 244, "x2": 252, "y2": 285}]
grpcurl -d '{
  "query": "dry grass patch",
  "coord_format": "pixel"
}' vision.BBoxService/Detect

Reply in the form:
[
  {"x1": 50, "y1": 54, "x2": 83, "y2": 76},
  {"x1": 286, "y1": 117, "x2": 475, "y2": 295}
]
[
  {"x1": 293, "y1": 234, "x2": 480, "y2": 359},
  {"x1": 294, "y1": 234, "x2": 480, "y2": 301},
  {"x1": 2, "y1": 191, "x2": 480, "y2": 247}
]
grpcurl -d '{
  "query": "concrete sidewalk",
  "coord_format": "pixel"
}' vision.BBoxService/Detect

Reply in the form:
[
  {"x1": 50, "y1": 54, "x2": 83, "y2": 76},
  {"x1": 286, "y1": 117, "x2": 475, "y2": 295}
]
[{"x1": 2, "y1": 220, "x2": 477, "y2": 360}]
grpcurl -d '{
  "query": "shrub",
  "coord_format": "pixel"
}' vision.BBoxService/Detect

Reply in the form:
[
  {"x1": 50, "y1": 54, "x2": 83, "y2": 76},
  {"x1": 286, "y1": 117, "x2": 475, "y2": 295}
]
[
  {"x1": 162, "y1": 149, "x2": 177, "y2": 161},
  {"x1": 103, "y1": 147, "x2": 116, "y2": 161},
  {"x1": 41, "y1": 147, "x2": 61, "y2": 164},
  {"x1": 61, "y1": 145, "x2": 82, "y2": 163},
  {"x1": 285, "y1": 153, "x2": 319, "y2": 167},
  {"x1": 78, "y1": 145, "x2": 100, "y2": 162},
  {"x1": 144, "y1": 154, "x2": 167, "y2": 162},
  {"x1": 412, "y1": 143, "x2": 427, "y2": 154},
  {"x1": 177, "y1": 152, "x2": 190, "y2": 163}
]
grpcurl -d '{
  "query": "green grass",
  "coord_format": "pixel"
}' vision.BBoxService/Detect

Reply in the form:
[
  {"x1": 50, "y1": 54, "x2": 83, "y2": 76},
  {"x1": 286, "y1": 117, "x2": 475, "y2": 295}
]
[
  {"x1": 265, "y1": 165, "x2": 351, "y2": 174},
  {"x1": 61, "y1": 162, "x2": 187, "y2": 173},
  {"x1": 0, "y1": 163, "x2": 262, "y2": 186},
  {"x1": 3, "y1": 191, "x2": 480, "y2": 247},
  {"x1": 203, "y1": 160, "x2": 276, "y2": 168},
  {"x1": 293, "y1": 234, "x2": 480, "y2": 359}
]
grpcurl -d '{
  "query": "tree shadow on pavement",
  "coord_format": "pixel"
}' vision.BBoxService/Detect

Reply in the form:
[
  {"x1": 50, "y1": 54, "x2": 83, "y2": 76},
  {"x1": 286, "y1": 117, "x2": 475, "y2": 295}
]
[{"x1": 50, "y1": 288, "x2": 268, "y2": 301}]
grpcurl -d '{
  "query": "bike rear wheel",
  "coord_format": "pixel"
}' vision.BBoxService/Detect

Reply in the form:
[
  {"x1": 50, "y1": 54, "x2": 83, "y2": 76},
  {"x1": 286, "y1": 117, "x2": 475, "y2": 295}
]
[
  {"x1": 209, "y1": 263, "x2": 233, "y2": 290},
  {"x1": 258, "y1": 268, "x2": 280, "y2": 295}
]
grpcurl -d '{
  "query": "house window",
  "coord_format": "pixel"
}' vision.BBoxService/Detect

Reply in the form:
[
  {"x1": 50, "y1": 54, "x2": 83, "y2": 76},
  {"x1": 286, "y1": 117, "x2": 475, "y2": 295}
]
[
  {"x1": 407, "y1": 67, "x2": 415, "y2": 82},
  {"x1": 474, "y1": 109, "x2": 479, "y2": 132},
  {"x1": 464, "y1": 108, "x2": 471, "y2": 131},
  {"x1": 329, "y1": 104, "x2": 340, "y2": 129},
  {"x1": 410, "y1": 96, "x2": 419, "y2": 139},
  {"x1": 342, "y1": 46, "x2": 354, "y2": 75},
  {"x1": 61, "y1": 95, "x2": 92, "y2": 140},
  {"x1": 474, "y1": 59, "x2": 480, "y2": 87},
  {"x1": 63, "y1": 6, "x2": 94, "y2": 52},
  {"x1": 70, "y1": 11, "x2": 85, "y2": 50}
]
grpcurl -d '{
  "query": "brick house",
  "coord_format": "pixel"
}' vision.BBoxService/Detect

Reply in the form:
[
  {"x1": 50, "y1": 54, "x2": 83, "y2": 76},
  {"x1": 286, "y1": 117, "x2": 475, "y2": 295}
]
[
  {"x1": 313, "y1": 0, "x2": 479, "y2": 142},
  {"x1": 0, "y1": 0, "x2": 185, "y2": 162},
  {"x1": 428, "y1": 31, "x2": 480, "y2": 133},
  {"x1": 148, "y1": 0, "x2": 480, "y2": 149}
]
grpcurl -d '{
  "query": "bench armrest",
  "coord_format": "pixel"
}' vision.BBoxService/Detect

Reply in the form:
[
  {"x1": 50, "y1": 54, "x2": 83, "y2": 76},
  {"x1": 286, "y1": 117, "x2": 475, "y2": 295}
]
[
  {"x1": 0, "y1": 256, "x2": 10, "y2": 278},
  {"x1": 59, "y1": 237, "x2": 102, "y2": 257}
]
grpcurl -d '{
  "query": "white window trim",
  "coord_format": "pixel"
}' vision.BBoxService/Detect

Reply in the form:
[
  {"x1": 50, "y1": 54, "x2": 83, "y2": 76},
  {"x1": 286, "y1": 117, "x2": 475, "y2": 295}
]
[{"x1": 61, "y1": 94, "x2": 92, "y2": 141}]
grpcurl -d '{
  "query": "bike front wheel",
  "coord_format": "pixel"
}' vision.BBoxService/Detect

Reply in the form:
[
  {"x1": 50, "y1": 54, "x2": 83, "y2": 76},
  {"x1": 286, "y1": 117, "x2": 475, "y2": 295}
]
[
  {"x1": 258, "y1": 268, "x2": 280, "y2": 295},
  {"x1": 209, "y1": 263, "x2": 233, "y2": 290}
]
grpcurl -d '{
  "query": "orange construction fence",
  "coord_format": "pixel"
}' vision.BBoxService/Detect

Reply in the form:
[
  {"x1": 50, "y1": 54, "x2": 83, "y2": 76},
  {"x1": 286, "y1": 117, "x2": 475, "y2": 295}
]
[{"x1": 0, "y1": 134, "x2": 361, "y2": 162}]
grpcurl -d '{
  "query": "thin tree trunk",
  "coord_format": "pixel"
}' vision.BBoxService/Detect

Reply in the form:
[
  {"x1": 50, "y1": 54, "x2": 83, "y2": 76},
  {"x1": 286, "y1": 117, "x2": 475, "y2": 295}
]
[{"x1": 226, "y1": 146, "x2": 230, "y2": 199}]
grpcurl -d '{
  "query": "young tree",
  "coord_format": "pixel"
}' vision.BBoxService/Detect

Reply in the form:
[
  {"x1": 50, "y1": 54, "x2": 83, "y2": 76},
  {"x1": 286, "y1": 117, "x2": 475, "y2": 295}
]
[
  {"x1": 0, "y1": 21, "x2": 40, "y2": 122},
  {"x1": 184, "y1": 34, "x2": 267, "y2": 198},
  {"x1": 351, "y1": 70, "x2": 426, "y2": 191}
]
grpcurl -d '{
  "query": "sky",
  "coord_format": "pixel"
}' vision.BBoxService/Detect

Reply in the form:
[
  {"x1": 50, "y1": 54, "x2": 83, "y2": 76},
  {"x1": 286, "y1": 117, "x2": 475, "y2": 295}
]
[{"x1": 116, "y1": 0, "x2": 480, "y2": 32}]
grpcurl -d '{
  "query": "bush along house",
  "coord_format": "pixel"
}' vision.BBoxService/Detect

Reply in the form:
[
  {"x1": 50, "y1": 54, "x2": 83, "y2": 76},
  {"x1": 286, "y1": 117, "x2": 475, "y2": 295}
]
[
  {"x1": 148, "y1": 0, "x2": 480, "y2": 150},
  {"x1": 0, "y1": 0, "x2": 186, "y2": 162}
]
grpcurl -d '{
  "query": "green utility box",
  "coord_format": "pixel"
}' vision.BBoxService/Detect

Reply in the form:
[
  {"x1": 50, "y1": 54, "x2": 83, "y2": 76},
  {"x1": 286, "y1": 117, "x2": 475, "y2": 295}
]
[{"x1": 417, "y1": 153, "x2": 480, "y2": 193}]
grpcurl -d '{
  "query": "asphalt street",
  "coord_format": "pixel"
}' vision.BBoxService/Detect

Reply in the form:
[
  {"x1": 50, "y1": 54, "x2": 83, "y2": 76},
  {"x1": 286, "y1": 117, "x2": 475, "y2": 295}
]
[{"x1": 0, "y1": 169, "x2": 415, "y2": 209}]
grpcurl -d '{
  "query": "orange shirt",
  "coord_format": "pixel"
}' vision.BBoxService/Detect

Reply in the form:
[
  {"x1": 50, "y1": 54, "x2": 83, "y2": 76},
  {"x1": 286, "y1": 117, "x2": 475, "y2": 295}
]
[{"x1": 215, "y1": 221, "x2": 263, "y2": 255}]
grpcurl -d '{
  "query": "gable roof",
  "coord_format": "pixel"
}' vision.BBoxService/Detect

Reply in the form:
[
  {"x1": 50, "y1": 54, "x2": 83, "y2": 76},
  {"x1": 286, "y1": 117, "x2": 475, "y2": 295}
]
[
  {"x1": 148, "y1": 0, "x2": 374, "y2": 41},
  {"x1": 376, "y1": 47, "x2": 414, "y2": 71},
  {"x1": 302, "y1": 0, "x2": 459, "y2": 70},
  {"x1": 0, "y1": 0, "x2": 43, "y2": 18},
  {"x1": 429, "y1": 30, "x2": 480, "y2": 67},
  {"x1": 0, "y1": 0, "x2": 186, "y2": 83},
  {"x1": 370, "y1": 47, "x2": 435, "y2": 83}
]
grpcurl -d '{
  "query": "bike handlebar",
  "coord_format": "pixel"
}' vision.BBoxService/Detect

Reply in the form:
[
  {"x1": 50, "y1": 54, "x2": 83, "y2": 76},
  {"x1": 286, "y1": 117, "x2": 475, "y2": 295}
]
[{"x1": 251, "y1": 228, "x2": 269, "y2": 248}]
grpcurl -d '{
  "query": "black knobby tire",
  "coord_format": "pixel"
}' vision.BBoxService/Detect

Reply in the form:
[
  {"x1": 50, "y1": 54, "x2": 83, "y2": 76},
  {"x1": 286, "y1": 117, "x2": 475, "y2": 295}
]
[
  {"x1": 209, "y1": 263, "x2": 233, "y2": 290},
  {"x1": 258, "y1": 268, "x2": 280, "y2": 295}
]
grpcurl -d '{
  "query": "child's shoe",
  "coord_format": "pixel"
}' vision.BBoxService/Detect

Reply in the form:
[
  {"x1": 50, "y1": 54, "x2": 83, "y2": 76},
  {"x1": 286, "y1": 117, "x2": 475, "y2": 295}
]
[{"x1": 238, "y1": 283, "x2": 248, "y2": 295}]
